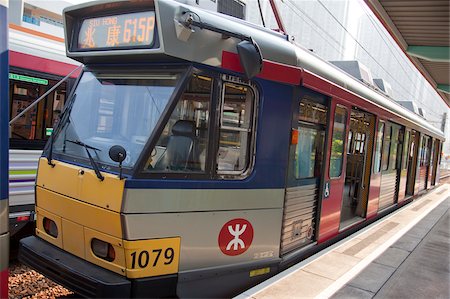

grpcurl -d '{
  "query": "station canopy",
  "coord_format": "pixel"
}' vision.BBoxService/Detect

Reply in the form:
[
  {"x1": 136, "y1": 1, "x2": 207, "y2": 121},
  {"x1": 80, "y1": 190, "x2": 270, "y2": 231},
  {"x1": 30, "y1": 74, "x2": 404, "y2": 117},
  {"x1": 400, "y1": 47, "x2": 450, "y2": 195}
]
[{"x1": 365, "y1": 0, "x2": 450, "y2": 107}]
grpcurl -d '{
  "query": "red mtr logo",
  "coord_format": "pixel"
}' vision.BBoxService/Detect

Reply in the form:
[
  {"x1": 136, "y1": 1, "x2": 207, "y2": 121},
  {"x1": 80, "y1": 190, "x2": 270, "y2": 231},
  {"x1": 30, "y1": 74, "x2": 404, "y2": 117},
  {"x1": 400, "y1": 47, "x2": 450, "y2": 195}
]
[{"x1": 218, "y1": 218, "x2": 254, "y2": 256}]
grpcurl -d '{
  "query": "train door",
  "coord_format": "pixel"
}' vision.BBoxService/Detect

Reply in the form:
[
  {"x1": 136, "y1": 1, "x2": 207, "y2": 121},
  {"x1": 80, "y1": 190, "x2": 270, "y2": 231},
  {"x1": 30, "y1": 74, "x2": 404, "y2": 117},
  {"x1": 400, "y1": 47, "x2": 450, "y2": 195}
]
[
  {"x1": 367, "y1": 119, "x2": 384, "y2": 218},
  {"x1": 406, "y1": 130, "x2": 419, "y2": 197},
  {"x1": 428, "y1": 138, "x2": 437, "y2": 188},
  {"x1": 378, "y1": 122, "x2": 403, "y2": 211},
  {"x1": 431, "y1": 139, "x2": 440, "y2": 186},
  {"x1": 398, "y1": 129, "x2": 411, "y2": 202},
  {"x1": 280, "y1": 89, "x2": 328, "y2": 255},
  {"x1": 339, "y1": 108, "x2": 375, "y2": 229},
  {"x1": 318, "y1": 103, "x2": 348, "y2": 241},
  {"x1": 414, "y1": 132, "x2": 422, "y2": 194},
  {"x1": 418, "y1": 135, "x2": 431, "y2": 192}
]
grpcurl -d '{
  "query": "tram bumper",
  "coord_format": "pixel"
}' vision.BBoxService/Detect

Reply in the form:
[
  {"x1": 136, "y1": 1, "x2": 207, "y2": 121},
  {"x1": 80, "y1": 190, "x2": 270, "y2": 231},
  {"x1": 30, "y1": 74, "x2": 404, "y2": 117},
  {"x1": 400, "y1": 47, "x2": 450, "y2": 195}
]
[
  {"x1": 19, "y1": 236, "x2": 178, "y2": 298},
  {"x1": 19, "y1": 236, "x2": 130, "y2": 297}
]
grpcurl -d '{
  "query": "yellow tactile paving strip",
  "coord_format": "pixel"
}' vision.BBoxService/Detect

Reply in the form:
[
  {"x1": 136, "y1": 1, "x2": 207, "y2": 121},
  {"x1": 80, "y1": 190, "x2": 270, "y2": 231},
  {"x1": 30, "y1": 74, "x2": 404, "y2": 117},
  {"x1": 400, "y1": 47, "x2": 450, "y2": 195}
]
[{"x1": 237, "y1": 184, "x2": 449, "y2": 299}]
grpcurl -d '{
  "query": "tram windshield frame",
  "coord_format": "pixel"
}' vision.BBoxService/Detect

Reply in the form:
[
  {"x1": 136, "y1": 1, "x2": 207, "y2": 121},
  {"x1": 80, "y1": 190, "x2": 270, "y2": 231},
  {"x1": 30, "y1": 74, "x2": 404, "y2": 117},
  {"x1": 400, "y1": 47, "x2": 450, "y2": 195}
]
[{"x1": 48, "y1": 65, "x2": 191, "y2": 176}]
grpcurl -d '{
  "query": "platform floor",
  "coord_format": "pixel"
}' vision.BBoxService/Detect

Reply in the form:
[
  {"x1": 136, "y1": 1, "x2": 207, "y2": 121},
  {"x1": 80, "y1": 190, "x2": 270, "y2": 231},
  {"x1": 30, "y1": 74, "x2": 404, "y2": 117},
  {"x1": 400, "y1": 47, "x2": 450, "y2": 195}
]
[
  {"x1": 332, "y1": 196, "x2": 449, "y2": 299},
  {"x1": 237, "y1": 183, "x2": 449, "y2": 299}
]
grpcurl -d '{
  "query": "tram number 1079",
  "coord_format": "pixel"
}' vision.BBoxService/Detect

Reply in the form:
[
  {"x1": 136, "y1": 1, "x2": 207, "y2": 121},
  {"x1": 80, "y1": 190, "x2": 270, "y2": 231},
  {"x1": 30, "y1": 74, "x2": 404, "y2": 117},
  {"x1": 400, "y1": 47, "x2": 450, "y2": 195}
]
[
  {"x1": 124, "y1": 237, "x2": 180, "y2": 277},
  {"x1": 130, "y1": 247, "x2": 174, "y2": 269}
]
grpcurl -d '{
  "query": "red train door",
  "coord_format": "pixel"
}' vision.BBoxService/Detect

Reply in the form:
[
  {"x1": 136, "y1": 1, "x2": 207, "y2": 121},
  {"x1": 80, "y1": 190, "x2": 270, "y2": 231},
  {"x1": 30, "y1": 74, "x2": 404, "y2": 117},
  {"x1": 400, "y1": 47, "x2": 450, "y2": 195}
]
[
  {"x1": 367, "y1": 119, "x2": 384, "y2": 217},
  {"x1": 397, "y1": 129, "x2": 411, "y2": 203},
  {"x1": 318, "y1": 102, "x2": 349, "y2": 242}
]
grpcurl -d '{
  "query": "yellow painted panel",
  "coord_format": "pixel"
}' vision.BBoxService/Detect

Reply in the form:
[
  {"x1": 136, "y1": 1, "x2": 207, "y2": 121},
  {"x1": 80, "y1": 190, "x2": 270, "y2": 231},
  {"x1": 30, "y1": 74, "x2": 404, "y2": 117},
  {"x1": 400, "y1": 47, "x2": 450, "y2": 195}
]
[
  {"x1": 84, "y1": 227, "x2": 126, "y2": 276},
  {"x1": 62, "y1": 219, "x2": 85, "y2": 259},
  {"x1": 35, "y1": 207, "x2": 63, "y2": 248},
  {"x1": 123, "y1": 238, "x2": 180, "y2": 279},
  {"x1": 37, "y1": 187, "x2": 122, "y2": 238},
  {"x1": 36, "y1": 158, "x2": 125, "y2": 212}
]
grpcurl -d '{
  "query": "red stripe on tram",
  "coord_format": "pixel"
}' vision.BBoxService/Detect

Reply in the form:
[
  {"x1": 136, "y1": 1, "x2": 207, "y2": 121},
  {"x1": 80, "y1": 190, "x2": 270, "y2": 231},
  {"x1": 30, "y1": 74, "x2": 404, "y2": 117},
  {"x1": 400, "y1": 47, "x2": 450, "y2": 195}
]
[
  {"x1": 0, "y1": 268, "x2": 7, "y2": 299},
  {"x1": 9, "y1": 51, "x2": 80, "y2": 78},
  {"x1": 221, "y1": 51, "x2": 302, "y2": 85}
]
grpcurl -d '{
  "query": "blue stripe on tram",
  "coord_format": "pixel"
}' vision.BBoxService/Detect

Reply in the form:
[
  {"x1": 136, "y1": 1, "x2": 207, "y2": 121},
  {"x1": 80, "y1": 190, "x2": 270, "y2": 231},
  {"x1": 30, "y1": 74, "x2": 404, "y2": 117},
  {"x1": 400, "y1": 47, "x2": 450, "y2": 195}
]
[{"x1": 0, "y1": 2, "x2": 9, "y2": 201}]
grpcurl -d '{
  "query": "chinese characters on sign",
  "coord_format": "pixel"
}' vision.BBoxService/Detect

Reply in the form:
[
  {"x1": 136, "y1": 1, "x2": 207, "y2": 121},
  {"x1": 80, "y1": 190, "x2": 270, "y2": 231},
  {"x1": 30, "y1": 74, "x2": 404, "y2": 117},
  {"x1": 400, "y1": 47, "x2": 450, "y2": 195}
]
[{"x1": 78, "y1": 11, "x2": 156, "y2": 49}]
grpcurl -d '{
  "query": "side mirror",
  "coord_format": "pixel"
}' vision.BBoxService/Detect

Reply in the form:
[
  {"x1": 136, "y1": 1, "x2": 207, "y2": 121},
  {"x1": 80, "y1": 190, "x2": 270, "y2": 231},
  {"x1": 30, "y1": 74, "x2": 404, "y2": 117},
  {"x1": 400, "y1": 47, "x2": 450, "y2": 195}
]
[
  {"x1": 237, "y1": 39, "x2": 263, "y2": 79},
  {"x1": 109, "y1": 145, "x2": 127, "y2": 163}
]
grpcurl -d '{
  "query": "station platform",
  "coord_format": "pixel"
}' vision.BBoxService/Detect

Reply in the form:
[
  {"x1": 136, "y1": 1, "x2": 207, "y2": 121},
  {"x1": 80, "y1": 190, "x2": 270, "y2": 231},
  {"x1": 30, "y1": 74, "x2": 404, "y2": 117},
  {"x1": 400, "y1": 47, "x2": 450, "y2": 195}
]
[{"x1": 236, "y1": 183, "x2": 449, "y2": 299}]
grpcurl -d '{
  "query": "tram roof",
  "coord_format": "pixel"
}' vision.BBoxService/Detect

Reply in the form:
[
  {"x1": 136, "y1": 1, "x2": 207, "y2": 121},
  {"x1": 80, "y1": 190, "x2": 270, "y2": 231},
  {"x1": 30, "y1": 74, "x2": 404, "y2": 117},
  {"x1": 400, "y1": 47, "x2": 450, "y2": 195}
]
[{"x1": 63, "y1": 0, "x2": 444, "y2": 139}]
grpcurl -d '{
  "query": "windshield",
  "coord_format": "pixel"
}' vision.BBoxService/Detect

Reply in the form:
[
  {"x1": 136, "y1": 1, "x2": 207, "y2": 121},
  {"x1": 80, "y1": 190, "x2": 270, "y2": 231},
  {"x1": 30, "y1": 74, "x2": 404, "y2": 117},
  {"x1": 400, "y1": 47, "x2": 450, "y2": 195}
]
[{"x1": 52, "y1": 70, "x2": 182, "y2": 171}]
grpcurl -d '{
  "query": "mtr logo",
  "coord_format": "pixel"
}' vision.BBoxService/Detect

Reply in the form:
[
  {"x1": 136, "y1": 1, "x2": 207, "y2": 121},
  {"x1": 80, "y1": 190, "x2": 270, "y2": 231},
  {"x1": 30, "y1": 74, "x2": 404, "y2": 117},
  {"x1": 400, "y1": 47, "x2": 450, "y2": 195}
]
[{"x1": 218, "y1": 218, "x2": 254, "y2": 256}]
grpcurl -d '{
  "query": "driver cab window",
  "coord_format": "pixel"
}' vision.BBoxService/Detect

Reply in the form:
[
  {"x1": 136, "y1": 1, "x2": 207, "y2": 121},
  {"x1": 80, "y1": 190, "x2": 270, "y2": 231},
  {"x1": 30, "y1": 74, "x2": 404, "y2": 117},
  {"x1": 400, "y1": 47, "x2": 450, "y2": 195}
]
[
  {"x1": 145, "y1": 74, "x2": 212, "y2": 172},
  {"x1": 217, "y1": 81, "x2": 255, "y2": 175}
]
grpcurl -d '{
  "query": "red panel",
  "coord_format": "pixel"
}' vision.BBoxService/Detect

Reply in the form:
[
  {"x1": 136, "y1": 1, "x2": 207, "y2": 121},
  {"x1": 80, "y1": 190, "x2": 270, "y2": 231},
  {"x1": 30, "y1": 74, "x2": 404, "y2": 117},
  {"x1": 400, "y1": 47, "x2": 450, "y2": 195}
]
[
  {"x1": 317, "y1": 101, "x2": 350, "y2": 243},
  {"x1": 0, "y1": 268, "x2": 7, "y2": 299},
  {"x1": 367, "y1": 172, "x2": 381, "y2": 219},
  {"x1": 221, "y1": 51, "x2": 302, "y2": 85},
  {"x1": 9, "y1": 51, "x2": 80, "y2": 78}
]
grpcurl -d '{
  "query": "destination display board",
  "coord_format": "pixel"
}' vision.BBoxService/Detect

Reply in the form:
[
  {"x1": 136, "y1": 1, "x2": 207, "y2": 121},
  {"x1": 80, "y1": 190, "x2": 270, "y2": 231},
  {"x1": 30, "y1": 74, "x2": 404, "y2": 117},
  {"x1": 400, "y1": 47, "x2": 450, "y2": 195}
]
[{"x1": 78, "y1": 11, "x2": 156, "y2": 50}]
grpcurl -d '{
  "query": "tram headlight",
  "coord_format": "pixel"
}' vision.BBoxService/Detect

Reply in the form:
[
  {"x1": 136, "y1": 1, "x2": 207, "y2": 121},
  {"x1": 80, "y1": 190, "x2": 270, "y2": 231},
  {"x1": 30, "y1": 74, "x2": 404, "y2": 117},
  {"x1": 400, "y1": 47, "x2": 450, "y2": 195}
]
[
  {"x1": 91, "y1": 238, "x2": 116, "y2": 262},
  {"x1": 43, "y1": 217, "x2": 58, "y2": 238}
]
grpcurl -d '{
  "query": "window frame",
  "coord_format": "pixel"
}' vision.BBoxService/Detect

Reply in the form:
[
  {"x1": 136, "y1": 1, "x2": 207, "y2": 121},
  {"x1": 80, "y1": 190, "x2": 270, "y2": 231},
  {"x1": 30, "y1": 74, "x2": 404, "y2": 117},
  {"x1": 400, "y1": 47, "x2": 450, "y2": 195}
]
[
  {"x1": 134, "y1": 69, "x2": 259, "y2": 180},
  {"x1": 215, "y1": 75, "x2": 259, "y2": 179},
  {"x1": 329, "y1": 104, "x2": 348, "y2": 179}
]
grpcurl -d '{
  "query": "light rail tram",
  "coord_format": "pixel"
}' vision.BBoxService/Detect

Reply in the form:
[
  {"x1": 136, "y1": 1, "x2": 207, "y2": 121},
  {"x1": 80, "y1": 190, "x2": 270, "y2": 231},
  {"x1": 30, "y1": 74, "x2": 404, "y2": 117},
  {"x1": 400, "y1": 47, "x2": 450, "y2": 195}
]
[
  {"x1": 8, "y1": 23, "x2": 79, "y2": 239},
  {"x1": 19, "y1": 0, "x2": 444, "y2": 297}
]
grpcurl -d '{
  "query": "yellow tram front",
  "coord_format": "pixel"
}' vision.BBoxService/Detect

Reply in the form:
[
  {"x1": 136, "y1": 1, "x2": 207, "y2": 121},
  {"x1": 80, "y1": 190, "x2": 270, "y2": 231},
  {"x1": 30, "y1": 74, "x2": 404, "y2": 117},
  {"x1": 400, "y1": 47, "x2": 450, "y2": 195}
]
[{"x1": 19, "y1": 0, "x2": 284, "y2": 297}]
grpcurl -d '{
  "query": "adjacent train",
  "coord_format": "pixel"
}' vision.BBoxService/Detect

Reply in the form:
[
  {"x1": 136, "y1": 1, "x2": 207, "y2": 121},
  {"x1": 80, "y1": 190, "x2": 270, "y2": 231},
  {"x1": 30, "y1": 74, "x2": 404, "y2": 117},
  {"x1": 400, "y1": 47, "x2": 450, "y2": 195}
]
[
  {"x1": 8, "y1": 23, "x2": 79, "y2": 239},
  {"x1": 19, "y1": 0, "x2": 444, "y2": 297}
]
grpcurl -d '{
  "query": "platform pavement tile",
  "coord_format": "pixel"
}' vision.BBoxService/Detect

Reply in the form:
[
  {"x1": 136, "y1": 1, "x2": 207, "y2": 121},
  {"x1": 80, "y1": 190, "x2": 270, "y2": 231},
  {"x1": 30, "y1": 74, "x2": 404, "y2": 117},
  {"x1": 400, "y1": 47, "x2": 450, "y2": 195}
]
[
  {"x1": 347, "y1": 262, "x2": 396, "y2": 293},
  {"x1": 373, "y1": 247, "x2": 410, "y2": 268},
  {"x1": 369, "y1": 225, "x2": 402, "y2": 246},
  {"x1": 353, "y1": 239, "x2": 386, "y2": 259},
  {"x1": 391, "y1": 234, "x2": 422, "y2": 252},
  {"x1": 334, "y1": 236, "x2": 365, "y2": 254},
  {"x1": 254, "y1": 270, "x2": 334, "y2": 299},
  {"x1": 302, "y1": 251, "x2": 361, "y2": 280},
  {"x1": 404, "y1": 224, "x2": 432, "y2": 239},
  {"x1": 330, "y1": 285, "x2": 374, "y2": 299}
]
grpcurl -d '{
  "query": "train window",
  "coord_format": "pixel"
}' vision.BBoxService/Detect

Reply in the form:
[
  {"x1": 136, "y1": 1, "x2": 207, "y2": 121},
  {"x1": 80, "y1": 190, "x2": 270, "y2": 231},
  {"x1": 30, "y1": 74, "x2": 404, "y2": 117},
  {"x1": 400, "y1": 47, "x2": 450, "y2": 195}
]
[
  {"x1": 9, "y1": 75, "x2": 69, "y2": 149},
  {"x1": 299, "y1": 99, "x2": 327, "y2": 125},
  {"x1": 381, "y1": 124, "x2": 392, "y2": 171},
  {"x1": 217, "y1": 82, "x2": 255, "y2": 175},
  {"x1": 373, "y1": 121, "x2": 384, "y2": 173},
  {"x1": 390, "y1": 125, "x2": 401, "y2": 170},
  {"x1": 145, "y1": 74, "x2": 213, "y2": 172},
  {"x1": 402, "y1": 131, "x2": 410, "y2": 170},
  {"x1": 294, "y1": 127, "x2": 325, "y2": 179},
  {"x1": 329, "y1": 105, "x2": 347, "y2": 178}
]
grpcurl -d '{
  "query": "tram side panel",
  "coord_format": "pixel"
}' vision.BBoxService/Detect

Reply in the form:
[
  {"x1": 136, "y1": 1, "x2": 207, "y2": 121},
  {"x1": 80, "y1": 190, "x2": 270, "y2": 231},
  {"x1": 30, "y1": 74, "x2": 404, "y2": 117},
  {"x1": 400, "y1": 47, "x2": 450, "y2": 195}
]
[{"x1": 125, "y1": 78, "x2": 295, "y2": 297}]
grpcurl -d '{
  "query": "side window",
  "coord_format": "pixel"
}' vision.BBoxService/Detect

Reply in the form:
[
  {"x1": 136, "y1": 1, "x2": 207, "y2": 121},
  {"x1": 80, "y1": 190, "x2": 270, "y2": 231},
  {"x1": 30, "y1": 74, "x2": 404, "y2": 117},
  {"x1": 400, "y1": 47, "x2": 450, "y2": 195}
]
[
  {"x1": 217, "y1": 81, "x2": 256, "y2": 174},
  {"x1": 292, "y1": 100, "x2": 327, "y2": 180},
  {"x1": 145, "y1": 74, "x2": 212, "y2": 172},
  {"x1": 381, "y1": 124, "x2": 392, "y2": 171},
  {"x1": 390, "y1": 126, "x2": 400, "y2": 170},
  {"x1": 329, "y1": 105, "x2": 347, "y2": 178},
  {"x1": 373, "y1": 121, "x2": 384, "y2": 173},
  {"x1": 401, "y1": 131, "x2": 410, "y2": 170}
]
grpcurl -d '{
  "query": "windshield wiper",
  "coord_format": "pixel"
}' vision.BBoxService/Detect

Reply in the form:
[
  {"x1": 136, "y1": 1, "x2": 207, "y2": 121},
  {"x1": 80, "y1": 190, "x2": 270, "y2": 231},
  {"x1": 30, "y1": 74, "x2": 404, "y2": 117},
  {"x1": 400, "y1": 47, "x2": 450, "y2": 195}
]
[
  {"x1": 47, "y1": 94, "x2": 77, "y2": 167},
  {"x1": 66, "y1": 139, "x2": 104, "y2": 181}
]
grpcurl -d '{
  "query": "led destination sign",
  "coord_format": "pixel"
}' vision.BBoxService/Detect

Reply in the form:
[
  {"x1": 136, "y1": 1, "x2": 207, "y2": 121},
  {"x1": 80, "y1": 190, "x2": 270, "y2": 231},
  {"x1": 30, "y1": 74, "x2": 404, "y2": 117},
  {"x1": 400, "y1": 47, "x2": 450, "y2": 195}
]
[{"x1": 78, "y1": 11, "x2": 156, "y2": 50}]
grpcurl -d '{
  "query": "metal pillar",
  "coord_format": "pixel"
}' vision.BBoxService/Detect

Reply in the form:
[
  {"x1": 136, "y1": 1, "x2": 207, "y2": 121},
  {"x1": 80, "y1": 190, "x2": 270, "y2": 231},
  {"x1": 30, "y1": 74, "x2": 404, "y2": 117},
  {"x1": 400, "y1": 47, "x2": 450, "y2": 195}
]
[{"x1": 0, "y1": 0, "x2": 9, "y2": 298}]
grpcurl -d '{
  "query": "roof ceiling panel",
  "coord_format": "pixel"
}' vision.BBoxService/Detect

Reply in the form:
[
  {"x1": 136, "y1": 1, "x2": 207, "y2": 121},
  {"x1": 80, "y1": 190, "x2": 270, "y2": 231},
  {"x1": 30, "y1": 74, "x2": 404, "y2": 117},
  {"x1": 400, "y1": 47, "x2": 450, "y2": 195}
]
[{"x1": 367, "y1": 0, "x2": 450, "y2": 107}]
